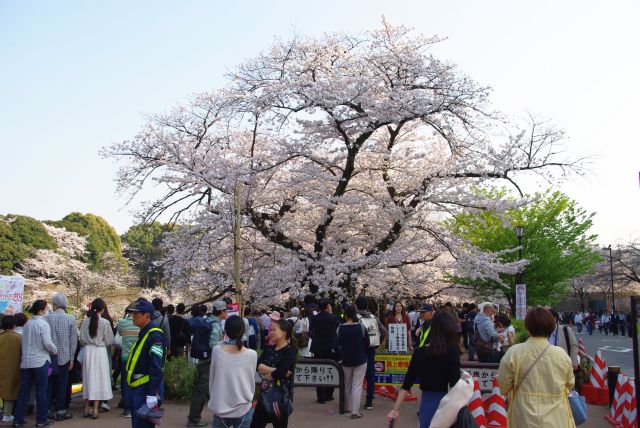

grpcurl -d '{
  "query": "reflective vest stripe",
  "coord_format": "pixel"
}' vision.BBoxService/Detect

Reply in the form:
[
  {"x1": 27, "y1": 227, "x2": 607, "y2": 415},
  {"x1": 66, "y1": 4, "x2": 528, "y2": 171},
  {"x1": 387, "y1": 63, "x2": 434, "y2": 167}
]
[
  {"x1": 126, "y1": 327, "x2": 164, "y2": 387},
  {"x1": 419, "y1": 325, "x2": 431, "y2": 347}
]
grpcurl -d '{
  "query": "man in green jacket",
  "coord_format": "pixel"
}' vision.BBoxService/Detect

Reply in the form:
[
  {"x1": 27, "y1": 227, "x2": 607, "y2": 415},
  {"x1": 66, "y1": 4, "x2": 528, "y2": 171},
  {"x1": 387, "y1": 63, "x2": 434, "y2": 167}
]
[{"x1": 117, "y1": 307, "x2": 141, "y2": 418}]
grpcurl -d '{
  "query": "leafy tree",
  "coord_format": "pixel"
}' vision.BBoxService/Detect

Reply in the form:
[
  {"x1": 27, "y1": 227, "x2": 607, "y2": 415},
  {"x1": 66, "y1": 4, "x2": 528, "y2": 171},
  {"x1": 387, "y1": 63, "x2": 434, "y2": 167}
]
[
  {"x1": 49, "y1": 213, "x2": 123, "y2": 270},
  {"x1": 122, "y1": 222, "x2": 172, "y2": 288},
  {"x1": 447, "y1": 190, "x2": 601, "y2": 313},
  {"x1": 0, "y1": 214, "x2": 57, "y2": 274}
]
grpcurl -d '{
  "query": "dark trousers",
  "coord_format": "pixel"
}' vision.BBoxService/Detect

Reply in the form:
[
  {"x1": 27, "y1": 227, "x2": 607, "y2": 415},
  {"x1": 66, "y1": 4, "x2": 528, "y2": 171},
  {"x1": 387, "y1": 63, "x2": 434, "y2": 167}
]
[
  {"x1": 313, "y1": 351, "x2": 335, "y2": 402},
  {"x1": 250, "y1": 401, "x2": 288, "y2": 428},
  {"x1": 121, "y1": 362, "x2": 131, "y2": 411},
  {"x1": 128, "y1": 385, "x2": 154, "y2": 428},
  {"x1": 169, "y1": 346, "x2": 185, "y2": 359},
  {"x1": 47, "y1": 361, "x2": 70, "y2": 413},
  {"x1": 14, "y1": 361, "x2": 50, "y2": 425},
  {"x1": 187, "y1": 360, "x2": 211, "y2": 423},
  {"x1": 621, "y1": 323, "x2": 627, "y2": 337},
  {"x1": 365, "y1": 347, "x2": 376, "y2": 403}
]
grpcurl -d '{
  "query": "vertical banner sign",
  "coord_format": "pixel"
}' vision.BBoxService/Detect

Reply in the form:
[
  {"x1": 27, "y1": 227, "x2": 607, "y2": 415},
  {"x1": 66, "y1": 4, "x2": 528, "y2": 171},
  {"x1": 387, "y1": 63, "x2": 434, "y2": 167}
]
[
  {"x1": 516, "y1": 284, "x2": 527, "y2": 320},
  {"x1": 0, "y1": 275, "x2": 25, "y2": 314},
  {"x1": 388, "y1": 323, "x2": 408, "y2": 353}
]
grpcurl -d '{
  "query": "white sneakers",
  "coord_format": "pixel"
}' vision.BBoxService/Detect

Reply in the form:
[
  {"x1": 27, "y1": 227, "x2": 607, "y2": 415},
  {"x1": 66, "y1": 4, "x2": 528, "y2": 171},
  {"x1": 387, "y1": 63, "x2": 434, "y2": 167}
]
[{"x1": 2, "y1": 415, "x2": 15, "y2": 422}]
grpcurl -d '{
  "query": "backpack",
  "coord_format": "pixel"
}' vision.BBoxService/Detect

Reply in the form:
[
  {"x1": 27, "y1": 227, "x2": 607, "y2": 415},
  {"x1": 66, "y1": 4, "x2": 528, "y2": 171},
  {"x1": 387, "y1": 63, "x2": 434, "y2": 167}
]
[
  {"x1": 190, "y1": 318, "x2": 219, "y2": 360},
  {"x1": 358, "y1": 314, "x2": 381, "y2": 347}
]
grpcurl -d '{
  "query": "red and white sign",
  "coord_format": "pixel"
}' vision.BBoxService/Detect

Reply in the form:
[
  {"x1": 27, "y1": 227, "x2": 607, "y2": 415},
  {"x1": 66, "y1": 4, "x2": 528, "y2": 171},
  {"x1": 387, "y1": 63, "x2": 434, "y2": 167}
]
[{"x1": 227, "y1": 302, "x2": 240, "y2": 318}]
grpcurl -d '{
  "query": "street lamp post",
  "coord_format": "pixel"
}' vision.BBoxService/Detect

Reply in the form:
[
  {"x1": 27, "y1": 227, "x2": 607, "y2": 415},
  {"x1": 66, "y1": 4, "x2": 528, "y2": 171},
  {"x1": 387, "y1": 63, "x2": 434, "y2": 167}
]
[{"x1": 603, "y1": 245, "x2": 616, "y2": 312}]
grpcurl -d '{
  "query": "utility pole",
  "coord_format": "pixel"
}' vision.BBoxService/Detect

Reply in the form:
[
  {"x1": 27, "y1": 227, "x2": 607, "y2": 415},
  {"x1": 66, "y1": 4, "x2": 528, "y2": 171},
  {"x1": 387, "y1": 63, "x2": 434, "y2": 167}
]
[{"x1": 234, "y1": 184, "x2": 242, "y2": 315}]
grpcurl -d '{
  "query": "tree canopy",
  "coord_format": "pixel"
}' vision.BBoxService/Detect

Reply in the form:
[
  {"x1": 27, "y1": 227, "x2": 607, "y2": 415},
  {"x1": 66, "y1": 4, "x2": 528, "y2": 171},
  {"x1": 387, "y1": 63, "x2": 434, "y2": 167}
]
[
  {"x1": 122, "y1": 222, "x2": 172, "y2": 287},
  {"x1": 447, "y1": 189, "x2": 601, "y2": 311},
  {"x1": 106, "y1": 22, "x2": 584, "y2": 303},
  {"x1": 0, "y1": 214, "x2": 57, "y2": 275},
  {"x1": 49, "y1": 212, "x2": 123, "y2": 270}
]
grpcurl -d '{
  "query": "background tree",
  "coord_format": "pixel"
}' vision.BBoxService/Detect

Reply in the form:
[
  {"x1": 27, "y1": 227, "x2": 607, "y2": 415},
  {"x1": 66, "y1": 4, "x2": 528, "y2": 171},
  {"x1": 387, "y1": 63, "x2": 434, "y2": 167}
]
[
  {"x1": 0, "y1": 214, "x2": 57, "y2": 274},
  {"x1": 612, "y1": 242, "x2": 640, "y2": 285},
  {"x1": 106, "y1": 22, "x2": 585, "y2": 303},
  {"x1": 49, "y1": 212, "x2": 123, "y2": 270},
  {"x1": 121, "y1": 222, "x2": 173, "y2": 288},
  {"x1": 447, "y1": 190, "x2": 601, "y2": 313}
]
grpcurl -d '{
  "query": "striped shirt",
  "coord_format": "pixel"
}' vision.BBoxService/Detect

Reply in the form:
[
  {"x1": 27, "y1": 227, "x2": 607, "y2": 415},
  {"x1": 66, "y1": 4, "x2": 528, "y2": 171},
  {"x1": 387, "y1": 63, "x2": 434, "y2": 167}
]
[
  {"x1": 21, "y1": 315, "x2": 58, "y2": 369},
  {"x1": 46, "y1": 309, "x2": 78, "y2": 365}
]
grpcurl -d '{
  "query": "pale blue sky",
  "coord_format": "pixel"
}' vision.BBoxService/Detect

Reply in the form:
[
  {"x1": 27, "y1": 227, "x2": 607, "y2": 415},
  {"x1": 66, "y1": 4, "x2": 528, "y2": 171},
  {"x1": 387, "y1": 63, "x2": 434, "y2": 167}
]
[{"x1": 1, "y1": 1, "x2": 639, "y2": 245}]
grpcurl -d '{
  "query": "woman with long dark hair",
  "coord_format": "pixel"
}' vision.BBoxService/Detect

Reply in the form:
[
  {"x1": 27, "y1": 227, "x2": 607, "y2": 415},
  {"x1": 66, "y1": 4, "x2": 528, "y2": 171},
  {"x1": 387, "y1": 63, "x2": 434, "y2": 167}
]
[
  {"x1": 79, "y1": 298, "x2": 114, "y2": 419},
  {"x1": 251, "y1": 319, "x2": 297, "y2": 428},
  {"x1": 207, "y1": 315, "x2": 257, "y2": 428},
  {"x1": 386, "y1": 310, "x2": 461, "y2": 428},
  {"x1": 384, "y1": 302, "x2": 413, "y2": 352}
]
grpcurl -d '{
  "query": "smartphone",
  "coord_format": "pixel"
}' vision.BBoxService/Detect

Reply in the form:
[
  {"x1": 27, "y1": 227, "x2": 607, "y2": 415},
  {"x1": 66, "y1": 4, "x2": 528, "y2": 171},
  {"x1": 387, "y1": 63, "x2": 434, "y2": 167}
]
[{"x1": 388, "y1": 416, "x2": 396, "y2": 428}]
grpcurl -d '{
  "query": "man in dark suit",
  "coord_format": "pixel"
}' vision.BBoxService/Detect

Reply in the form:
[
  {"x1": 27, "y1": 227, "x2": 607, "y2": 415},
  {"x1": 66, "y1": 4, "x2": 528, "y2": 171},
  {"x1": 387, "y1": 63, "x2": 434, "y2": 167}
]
[{"x1": 310, "y1": 298, "x2": 342, "y2": 403}]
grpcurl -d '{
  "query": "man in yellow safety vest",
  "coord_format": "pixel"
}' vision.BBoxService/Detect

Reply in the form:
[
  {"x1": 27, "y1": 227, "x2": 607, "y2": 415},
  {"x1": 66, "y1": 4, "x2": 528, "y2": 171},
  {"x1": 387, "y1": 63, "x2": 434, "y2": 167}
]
[
  {"x1": 125, "y1": 299, "x2": 166, "y2": 428},
  {"x1": 415, "y1": 304, "x2": 434, "y2": 348}
]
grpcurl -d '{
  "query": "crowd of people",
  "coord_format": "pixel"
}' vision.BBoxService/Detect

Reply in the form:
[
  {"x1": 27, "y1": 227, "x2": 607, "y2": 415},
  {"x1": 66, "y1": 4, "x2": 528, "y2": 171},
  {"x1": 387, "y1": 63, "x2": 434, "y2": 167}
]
[
  {"x1": 0, "y1": 291, "x2": 616, "y2": 428},
  {"x1": 563, "y1": 309, "x2": 632, "y2": 336}
]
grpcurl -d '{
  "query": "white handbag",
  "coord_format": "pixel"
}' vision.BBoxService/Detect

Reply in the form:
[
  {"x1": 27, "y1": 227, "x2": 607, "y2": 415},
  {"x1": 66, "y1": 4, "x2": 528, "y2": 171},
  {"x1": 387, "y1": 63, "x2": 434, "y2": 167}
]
[{"x1": 429, "y1": 370, "x2": 475, "y2": 428}]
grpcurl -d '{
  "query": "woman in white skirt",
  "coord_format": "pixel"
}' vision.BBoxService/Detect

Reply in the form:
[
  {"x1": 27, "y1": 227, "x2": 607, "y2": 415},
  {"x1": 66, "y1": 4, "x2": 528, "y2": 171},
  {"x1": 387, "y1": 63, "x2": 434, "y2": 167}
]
[{"x1": 80, "y1": 298, "x2": 114, "y2": 419}]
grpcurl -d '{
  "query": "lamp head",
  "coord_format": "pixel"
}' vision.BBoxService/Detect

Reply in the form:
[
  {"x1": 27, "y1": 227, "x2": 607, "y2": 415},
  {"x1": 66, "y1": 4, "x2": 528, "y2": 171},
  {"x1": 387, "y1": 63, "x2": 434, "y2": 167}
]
[{"x1": 515, "y1": 225, "x2": 524, "y2": 238}]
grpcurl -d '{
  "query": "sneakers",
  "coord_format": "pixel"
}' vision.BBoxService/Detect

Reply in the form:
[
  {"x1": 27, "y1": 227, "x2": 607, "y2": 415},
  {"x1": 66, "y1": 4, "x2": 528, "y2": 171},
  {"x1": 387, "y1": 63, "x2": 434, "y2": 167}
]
[
  {"x1": 2, "y1": 415, "x2": 15, "y2": 422},
  {"x1": 187, "y1": 421, "x2": 208, "y2": 427},
  {"x1": 364, "y1": 401, "x2": 373, "y2": 410},
  {"x1": 121, "y1": 410, "x2": 132, "y2": 418},
  {"x1": 55, "y1": 411, "x2": 74, "y2": 421},
  {"x1": 34, "y1": 418, "x2": 55, "y2": 427},
  {"x1": 99, "y1": 402, "x2": 111, "y2": 412}
]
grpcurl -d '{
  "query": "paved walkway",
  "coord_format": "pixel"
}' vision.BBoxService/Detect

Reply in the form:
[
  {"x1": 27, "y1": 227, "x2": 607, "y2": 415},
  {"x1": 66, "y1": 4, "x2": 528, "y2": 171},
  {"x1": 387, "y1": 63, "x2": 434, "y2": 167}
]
[{"x1": 0, "y1": 387, "x2": 611, "y2": 428}]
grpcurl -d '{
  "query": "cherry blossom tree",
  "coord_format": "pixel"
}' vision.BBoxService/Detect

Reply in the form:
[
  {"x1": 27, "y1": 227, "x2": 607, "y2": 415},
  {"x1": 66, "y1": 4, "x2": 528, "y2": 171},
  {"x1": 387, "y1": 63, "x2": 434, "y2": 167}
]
[{"x1": 106, "y1": 21, "x2": 584, "y2": 303}]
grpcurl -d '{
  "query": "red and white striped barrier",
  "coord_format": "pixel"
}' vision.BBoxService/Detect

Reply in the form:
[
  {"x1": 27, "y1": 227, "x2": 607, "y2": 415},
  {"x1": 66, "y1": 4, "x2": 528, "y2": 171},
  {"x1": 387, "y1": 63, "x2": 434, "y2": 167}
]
[
  {"x1": 606, "y1": 374, "x2": 629, "y2": 425},
  {"x1": 590, "y1": 350, "x2": 607, "y2": 388},
  {"x1": 468, "y1": 377, "x2": 486, "y2": 428},
  {"x1": 485, "y1": 378, "x2": 507, "y2": 427},
  {"x1": 622, "y1": 378, "x2": 637, "y2": 428},
  {"x1": 578, "y1": 338, "x2": 588, "y2": 359}
]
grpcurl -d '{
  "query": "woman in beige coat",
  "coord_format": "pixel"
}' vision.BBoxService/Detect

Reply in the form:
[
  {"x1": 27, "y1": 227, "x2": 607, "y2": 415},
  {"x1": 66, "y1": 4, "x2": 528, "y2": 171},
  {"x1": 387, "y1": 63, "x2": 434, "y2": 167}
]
[
  {"x1": 0, "y1": 315, "x2": 22, "y2": 423},
  {"x1": 497, "y1": 307, "x2": 575, "y2": 427}
]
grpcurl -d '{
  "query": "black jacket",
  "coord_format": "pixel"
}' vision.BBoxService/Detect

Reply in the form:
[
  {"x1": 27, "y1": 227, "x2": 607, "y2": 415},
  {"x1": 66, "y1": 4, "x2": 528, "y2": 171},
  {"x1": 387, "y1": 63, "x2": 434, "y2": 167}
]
[{"x1": 309, "y1": 311, "x2": 341, "y2": 356}]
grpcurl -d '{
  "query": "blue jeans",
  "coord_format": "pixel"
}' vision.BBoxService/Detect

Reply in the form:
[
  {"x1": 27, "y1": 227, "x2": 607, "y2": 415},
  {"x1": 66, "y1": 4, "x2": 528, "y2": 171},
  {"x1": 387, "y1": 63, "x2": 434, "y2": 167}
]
[
  {"x1": 129, "y1": 385, "x2": 154, "y2": 428},
  {"x1": 14, "y1": 361, "x2": 50, "y2": 424},
  {"x1": 419, "y1": 391, "x2": 447, "y2": 428},
  {"x1": 212, "y1": 408, "x2": 253, "y2": 428},
  {"x1": 365, "y1": 347, "x2": 376, "y2": 403},
  {"x1": 47, "y1": 361, "x2": 70, "y2": 413}
]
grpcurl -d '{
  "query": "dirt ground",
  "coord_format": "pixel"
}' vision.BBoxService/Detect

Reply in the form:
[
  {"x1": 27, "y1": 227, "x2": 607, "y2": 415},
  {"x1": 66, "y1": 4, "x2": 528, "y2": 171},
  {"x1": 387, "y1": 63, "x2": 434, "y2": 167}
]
[{"x1": 0, "y1": 386, "x2": 610, "y2": 428}]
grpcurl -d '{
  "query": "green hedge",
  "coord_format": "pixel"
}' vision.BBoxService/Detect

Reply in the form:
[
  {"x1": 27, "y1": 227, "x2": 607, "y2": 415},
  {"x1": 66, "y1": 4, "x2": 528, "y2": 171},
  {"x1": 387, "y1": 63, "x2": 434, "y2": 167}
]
[
  {"x1": 511, "y1": 318, "x2": 529, "y2": 343},
  {"x1": 163, "y1": 357, "x2": 196, "y2": 402}
]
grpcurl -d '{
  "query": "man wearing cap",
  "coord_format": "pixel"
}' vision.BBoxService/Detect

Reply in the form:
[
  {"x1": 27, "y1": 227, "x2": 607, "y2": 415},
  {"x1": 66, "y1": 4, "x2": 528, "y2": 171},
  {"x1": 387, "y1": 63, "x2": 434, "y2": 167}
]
[
  {"x1": 46, "y1": 292, "x2": 77, "y2": 421},
  {"x1": 125, "y1": 299, "x2": 166, "y2": 428},
  {"x1": 186, "y1": 301, "x2": 227, "y2": 427},
  {"x1": 415, "y1": 304, "x2": 435, "y2": 348}
]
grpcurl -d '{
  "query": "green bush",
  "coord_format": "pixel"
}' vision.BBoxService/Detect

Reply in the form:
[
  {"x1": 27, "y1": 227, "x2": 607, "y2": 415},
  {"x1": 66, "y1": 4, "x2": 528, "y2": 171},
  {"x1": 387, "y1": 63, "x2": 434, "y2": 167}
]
[
  {"x1": 511, "y1": 318, "x2": 529, "y2": 343},
  {"x1": 163, "y1": 357, "x2": 196, "y2": 402}
]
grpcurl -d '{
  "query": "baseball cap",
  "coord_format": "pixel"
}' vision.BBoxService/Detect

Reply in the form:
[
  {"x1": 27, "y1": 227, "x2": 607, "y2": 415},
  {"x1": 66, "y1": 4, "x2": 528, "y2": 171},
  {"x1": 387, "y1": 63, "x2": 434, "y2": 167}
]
[
  {"x1": 212, "y1": 301, "x2": 227, "y2": 311},
  {"x1": 126, "y1": 300, "x2": 155, "y2": 314},
  {"x1": 418, "y1": 304, "x2": 434, "y2": 312}
]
